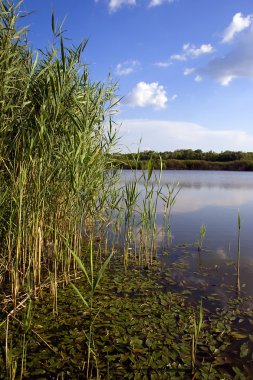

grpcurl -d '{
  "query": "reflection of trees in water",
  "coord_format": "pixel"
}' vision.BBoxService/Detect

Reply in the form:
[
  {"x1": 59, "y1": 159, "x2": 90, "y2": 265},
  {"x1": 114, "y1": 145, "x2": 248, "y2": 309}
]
[
  {"x1": 121, "y1": 171, "x2": 253, "y2": 190},
  {"x1": 171, "y1": 182, "x2": 253, "y2": 190}
]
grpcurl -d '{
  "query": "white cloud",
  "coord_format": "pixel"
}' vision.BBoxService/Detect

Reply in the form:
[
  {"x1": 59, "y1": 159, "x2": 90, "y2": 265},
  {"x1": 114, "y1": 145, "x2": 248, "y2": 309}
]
[
  {"x1": 219, "y1": 75, "x2": 236, "y2": 86},
  {"x1": 198, "y1": 27, "x2": 253, "y2": 85},
  {"x1": 194, "y1": 75, "x2": 202, "y2": 82},
  {"x1": 108, "y1": 0, "x2": 136, "y2": 12},
  {"x1": 98, "y1": 0, "x2": 175, "y2": 11},
  {"x1": 119, "y1": 118, "x2": 253, "y2": 152},
  {"x1": 171, "y1": 53, "x2": 187, "y2": 61},
  {"x1": 170, "y1": 94, "x2": 177, "y2": 101},
  {"x1": 126, "y1": 81, "x2": 168, "y2": 109},
  {"x1": 222, "y1": 12, "x2": 253, "y2": 43},
  {"x1": 149, "y1": 0, "x2": 175, "y2": 7},
  {"x1": 154, "y1": 61, "x2": 172, "y2": 68},
  {"x1": 184, "y1": 67, "x2": 195, "y2": 76},
  {"x1": 171, "y1": 43, "x2": 214, "y2": 61},
  {"x1": 183, "y1": 68, "x2": 202, "y2": 82},
  {"x1": 187, "y1": 43, "x2": 214, "y2": 57},
  {"x1": 115, "y1": 60, "x2": 141, "y2": 76}
]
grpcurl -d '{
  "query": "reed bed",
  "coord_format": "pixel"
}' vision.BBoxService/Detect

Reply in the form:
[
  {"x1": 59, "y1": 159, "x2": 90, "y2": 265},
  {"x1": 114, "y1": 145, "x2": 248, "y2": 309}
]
[
  {"x1": 0, "y1": 0, "x2": 119, "y2": 305},
  {"x1": 97, "y1": 160, "x2": 180, "y2": 269},
  {"x1": 0, "y1": 3, "x2": 180, "y2": 375}
]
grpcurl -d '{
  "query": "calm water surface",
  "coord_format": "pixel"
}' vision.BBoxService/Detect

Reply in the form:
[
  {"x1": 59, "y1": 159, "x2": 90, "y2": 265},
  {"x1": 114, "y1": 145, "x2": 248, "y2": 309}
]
[{"x1": 121, "y1": 170, "x2": 253, "y2": 305}]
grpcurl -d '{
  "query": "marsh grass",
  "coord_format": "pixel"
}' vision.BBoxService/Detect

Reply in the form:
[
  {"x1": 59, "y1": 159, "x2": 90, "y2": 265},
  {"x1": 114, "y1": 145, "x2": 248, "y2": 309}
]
[
  {"x1": 0, "y1": 4, "x2": 180, "y2": 374},
  {"x1": 102, "y1": 155, "x2": 180, "y2": 269},
  {"x1": 70, "y1": 240, "x2": 114, "y2": 378},
  {"x1": 191, "y1": 300, "x2": 203, "y2": 374},
  {"x1": 0, "y1": 0, "x2": 119, "y2": 303},
  {"x1": 0, "y1": 1, "x2": 122, "y2": 374}
]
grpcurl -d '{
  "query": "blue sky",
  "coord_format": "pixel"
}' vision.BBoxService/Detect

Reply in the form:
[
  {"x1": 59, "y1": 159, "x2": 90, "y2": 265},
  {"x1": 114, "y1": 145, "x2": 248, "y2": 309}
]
[{"x1": 22, "y1": 0, "x2": 253, "y2": 152}]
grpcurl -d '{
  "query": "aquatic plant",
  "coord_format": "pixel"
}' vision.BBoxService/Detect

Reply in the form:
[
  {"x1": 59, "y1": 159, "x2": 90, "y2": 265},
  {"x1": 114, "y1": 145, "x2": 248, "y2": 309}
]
[
  {"x1": 1, "y1": 258, "x2": 252, "y2": 379},
  {"x1": 197, "y1": 224, "x2": 206, "y2": 252},
  {"x1": 191, "y1": 300, "x2": 203, "y2": 374},
  {"x1": 70, "y1": 240, "x2": 114, "y2": 378},
  {"x1": 0, "y1": 2, "x2": 120, "y2": 375},
  {"x1": 0, "y1": 0, "x2": 119, "y2": 305},
  {"x1": 109, "y1": 155, "x2": 180, "y2": 267}
]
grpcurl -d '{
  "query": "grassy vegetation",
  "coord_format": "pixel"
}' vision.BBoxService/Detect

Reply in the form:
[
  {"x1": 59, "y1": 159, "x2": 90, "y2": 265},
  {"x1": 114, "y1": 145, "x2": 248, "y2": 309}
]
[
  {"x1": 0, "y1": 0, "x2": 119, "y2": 302},
  {"x1": 1, "y1": 2, "x2": 253, "y2": 379},
  {"x1": 0, "y1": 1, "x2": 120, "y2": 374}
]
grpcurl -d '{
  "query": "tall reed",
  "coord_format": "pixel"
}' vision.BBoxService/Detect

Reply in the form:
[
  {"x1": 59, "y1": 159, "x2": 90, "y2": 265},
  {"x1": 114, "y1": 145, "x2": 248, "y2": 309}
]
[
  {"x1": 0, "y1": 0, "x2": 119, "y2": 305},
  {"x1": 103, "y1": 154, "x2": 179, "y2": 267},
  {"x1": 236, "y1": 211, "x2": 241, "y2": 294},
  {"x1": 191, "y1": 300, "x2": 203, "y2": 374}
]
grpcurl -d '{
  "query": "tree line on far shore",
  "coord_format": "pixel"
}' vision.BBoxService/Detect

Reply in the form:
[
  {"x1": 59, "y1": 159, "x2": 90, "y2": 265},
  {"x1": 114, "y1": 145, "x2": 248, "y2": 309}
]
[{"x1": 112, "y1": 149, "x2": 253, "y2": 171}]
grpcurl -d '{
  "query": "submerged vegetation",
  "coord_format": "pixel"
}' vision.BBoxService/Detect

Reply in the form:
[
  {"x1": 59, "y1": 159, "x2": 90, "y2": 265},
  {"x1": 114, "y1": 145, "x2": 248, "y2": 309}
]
[{"x1": 0, "y1": 1, "x2": 253, "y2": 378}]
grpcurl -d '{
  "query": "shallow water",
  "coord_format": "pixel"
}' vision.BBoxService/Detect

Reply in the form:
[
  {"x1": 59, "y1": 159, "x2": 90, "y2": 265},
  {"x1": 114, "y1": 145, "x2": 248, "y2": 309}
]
[{"x1": 121, "y1": 170, "x2": 253, "y2": 303}]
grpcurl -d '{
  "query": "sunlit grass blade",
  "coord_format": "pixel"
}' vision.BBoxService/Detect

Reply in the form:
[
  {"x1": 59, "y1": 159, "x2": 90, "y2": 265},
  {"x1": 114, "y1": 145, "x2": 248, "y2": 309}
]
[
  {"x1": 70, "y1": 283, "x2": 89, "y2": 309},
  {"x1": 93, "y1": 251, "x2": 114, "y2": 293}
]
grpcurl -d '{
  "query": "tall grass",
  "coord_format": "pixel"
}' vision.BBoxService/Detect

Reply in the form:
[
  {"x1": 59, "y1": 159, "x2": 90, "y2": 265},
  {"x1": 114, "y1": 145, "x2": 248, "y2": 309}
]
[
  {"x1": 103, "y1": 156, "x2": 179, "y2": 267},
  {"x1": 0, "y1": 2, "x2": 181, "y2": 377},
  {"x1": 0, "y1": 0, "x2": 119, "y2": 305}
]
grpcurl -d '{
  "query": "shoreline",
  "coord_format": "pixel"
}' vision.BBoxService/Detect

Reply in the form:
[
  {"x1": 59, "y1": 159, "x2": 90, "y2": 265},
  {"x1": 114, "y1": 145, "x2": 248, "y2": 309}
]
[{"x1": 118, "y1": 159, "x2": 253, "y2": 171}]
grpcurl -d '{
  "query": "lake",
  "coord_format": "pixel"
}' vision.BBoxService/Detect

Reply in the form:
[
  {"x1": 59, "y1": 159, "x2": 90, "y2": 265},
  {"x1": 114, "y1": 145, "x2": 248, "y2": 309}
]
[{"x1": 121, "y1": 170, "x2": 253, "y2": 307}]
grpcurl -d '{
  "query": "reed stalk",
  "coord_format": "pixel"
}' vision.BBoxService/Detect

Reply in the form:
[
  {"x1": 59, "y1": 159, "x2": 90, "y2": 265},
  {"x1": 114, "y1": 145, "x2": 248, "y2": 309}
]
[
  {"x1": 236, "y1": 211, "x2": 241, "y2": 294},
  {"x1": 191, "y1": 300, "x2": 203, "y2": 374},
  {"x1": 197, "y1": 224, "x2": 206, "y2": 252}
]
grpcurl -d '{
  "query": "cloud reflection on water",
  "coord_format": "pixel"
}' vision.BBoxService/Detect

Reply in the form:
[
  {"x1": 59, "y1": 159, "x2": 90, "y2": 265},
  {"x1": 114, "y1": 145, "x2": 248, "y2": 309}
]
[{"x1": 122, "y1": 170, "x2": 253, "y2": 214}]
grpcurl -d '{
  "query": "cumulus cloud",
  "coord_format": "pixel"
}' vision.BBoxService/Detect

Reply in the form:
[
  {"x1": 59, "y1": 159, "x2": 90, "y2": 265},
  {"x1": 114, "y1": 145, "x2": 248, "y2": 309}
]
[
  {"x1": 115, "y1": 60, "x2": 141, "y2": 76},
  {"x1": 198, "y1": 27, "x2": 253, "y2": 85},
  {"x1": 107, "y1": 0, "x2": 136, "y2": 12},
  {"x1": 126, "y1": 81, "x2": 168, "y2": 109},
  {"x1": 184, "y1": 43, "x2": 214, "y2": 57},
  {"x1": 222, "y1": 12, "x2": 253, "y2": 43},
  {"x1": 119, "y1": 119, "x2": 253, "y2": 152},
  {"x1": 149, "y1": 0, "x2": 175, "y2": 7},
  {"x1": 171, "y1": 43, "x2": 214, "y2": 61}
]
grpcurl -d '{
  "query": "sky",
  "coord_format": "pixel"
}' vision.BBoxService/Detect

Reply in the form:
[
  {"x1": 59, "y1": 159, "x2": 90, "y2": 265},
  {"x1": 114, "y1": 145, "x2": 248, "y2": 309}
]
[{"x1": 21, "y1": 0, "x2": 253, "y2": 152}]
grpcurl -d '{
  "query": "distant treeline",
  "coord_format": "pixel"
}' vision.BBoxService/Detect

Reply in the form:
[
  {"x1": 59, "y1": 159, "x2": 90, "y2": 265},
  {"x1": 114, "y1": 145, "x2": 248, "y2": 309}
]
[{"x1": 112, "y1": 149, "x2": 253, "y2": 171}]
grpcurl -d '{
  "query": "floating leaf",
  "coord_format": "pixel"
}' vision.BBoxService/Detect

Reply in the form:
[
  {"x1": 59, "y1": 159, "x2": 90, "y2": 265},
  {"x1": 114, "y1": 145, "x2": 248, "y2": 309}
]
[
  {"x1": 232, "y1": 366, "x2": 246, "y2": 380},
  {"x1": 231, "y1": 331, "x2": 247, "y2": 339},
  {"x1": 240, "y1": 342, "x2": 249, "y2": 358}
]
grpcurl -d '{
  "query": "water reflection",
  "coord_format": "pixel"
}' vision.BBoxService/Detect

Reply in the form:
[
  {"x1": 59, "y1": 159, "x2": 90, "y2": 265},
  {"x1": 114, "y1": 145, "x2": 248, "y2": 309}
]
[
  {"x1": 119, "y1": 170, "x2": 253, "y2": 300},
  {"x1": 123, "y1": 170, "x2": 253, "y2": 189},
  {"x1": 122, "y1": 170, "x2": 253, "y2": 212},
  {"x1": 173, "y1": 187, "x2": 253, "y2": 213}
]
